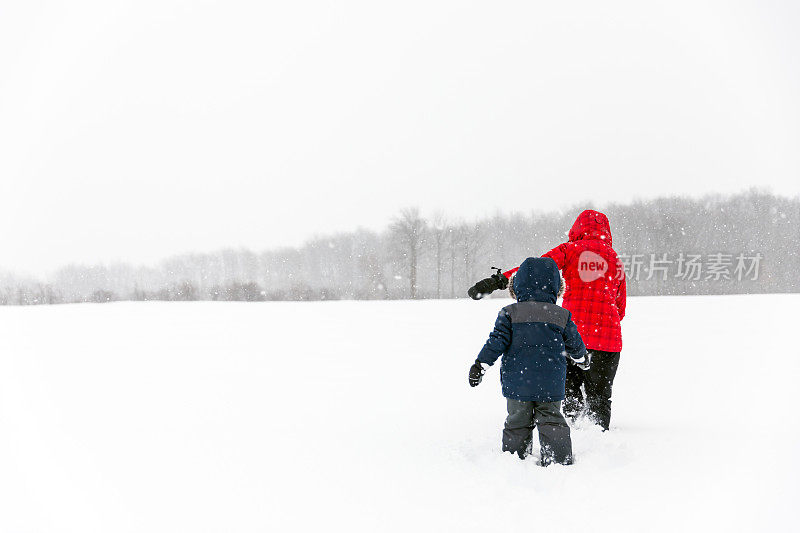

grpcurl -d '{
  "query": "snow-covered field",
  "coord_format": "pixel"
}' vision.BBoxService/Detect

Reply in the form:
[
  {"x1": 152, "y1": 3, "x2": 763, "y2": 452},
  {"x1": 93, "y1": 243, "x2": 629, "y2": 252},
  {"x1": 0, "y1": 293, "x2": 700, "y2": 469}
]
[{"x1": 1, "y1": 295, "x2": 798, "y2": 532}]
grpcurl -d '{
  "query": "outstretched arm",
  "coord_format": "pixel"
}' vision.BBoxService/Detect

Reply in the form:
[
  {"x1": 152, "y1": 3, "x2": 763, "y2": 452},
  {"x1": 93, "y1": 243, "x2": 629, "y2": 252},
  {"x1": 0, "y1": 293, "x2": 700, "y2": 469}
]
[
  {"x1": 499, "y1": 242, "x2": 569, "y2": 280},
  {"x1": 476, "y1": 309, "x2": 513, "y2": 365},
  {"x1": 502, "y1": 266, "x2": 519, "y2": 279},
  {"x1": 542, "y1": 243, "x2": 569, "y2": 270}
]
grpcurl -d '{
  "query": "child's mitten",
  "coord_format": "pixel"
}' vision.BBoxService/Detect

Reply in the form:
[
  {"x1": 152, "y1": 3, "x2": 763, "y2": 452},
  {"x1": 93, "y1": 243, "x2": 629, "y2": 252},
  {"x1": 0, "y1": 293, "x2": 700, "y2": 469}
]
[
  {"x1": 468, "y1": 360, "x2": 485, "y2": 387},
  {"x1": 573, "y1": 352, "x2": 591, "y2": 371}
]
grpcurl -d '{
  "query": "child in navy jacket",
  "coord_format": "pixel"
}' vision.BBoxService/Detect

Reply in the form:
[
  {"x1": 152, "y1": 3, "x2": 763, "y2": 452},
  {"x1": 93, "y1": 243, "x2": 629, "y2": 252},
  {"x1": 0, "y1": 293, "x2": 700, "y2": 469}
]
[{"x1": 468, "y1": 257, "x2": 588, "y2": 465}]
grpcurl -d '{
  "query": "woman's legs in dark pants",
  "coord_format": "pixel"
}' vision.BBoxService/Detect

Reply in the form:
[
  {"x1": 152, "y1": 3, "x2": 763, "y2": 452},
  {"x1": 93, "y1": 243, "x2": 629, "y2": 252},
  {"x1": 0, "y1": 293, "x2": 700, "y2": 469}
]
[
  {"x1": 563, "y1": 365, "x2": 585, "y2": 419},
  {"x1": 584, "y1": 350, "x2": 621, "y2": 431}
]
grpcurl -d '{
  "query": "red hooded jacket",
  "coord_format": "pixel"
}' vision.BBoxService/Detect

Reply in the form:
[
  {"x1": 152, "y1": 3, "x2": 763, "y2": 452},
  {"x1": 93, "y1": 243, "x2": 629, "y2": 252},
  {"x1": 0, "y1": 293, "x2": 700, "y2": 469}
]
[{"x1": 504, "y1": 210, "x2": 626, "y2": 352}]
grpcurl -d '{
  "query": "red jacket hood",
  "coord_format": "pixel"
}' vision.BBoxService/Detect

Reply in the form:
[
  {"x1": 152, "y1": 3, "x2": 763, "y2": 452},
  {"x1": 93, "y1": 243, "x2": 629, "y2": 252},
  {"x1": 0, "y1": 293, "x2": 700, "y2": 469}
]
[{"x1": 568, "y1": 210, "x2": 612, "y2": 245}]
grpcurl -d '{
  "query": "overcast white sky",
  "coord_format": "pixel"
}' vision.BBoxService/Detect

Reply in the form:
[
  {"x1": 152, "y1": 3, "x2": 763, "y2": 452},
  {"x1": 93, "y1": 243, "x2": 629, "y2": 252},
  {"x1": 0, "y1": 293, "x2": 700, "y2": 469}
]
[{"x1": 1, "y1": 0, "x2": 799, "y2": 276}]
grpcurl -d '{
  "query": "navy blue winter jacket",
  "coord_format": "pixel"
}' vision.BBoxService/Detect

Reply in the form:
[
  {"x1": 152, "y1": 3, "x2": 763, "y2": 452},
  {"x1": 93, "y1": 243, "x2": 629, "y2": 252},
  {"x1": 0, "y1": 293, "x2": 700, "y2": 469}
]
[{"x1": 477, "y1": 257, "x2": 587, "y2": 402}]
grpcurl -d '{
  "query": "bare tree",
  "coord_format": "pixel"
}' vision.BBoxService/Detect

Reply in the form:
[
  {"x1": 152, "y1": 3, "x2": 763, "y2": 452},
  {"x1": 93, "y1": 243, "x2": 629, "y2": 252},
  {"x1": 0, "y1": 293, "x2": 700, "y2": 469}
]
[
  {"x1": 456, "y1": 220, "x2": 487, "y2": 286},
  {"x1": 448, "y1": 224, "x2": 460, "y2": 298},
  {"x1": 430, "y1": 212, "x2": 448, "y2": 298},
  {"x1": 389, "y1": 207, "x2": 427, "y2": 299}
]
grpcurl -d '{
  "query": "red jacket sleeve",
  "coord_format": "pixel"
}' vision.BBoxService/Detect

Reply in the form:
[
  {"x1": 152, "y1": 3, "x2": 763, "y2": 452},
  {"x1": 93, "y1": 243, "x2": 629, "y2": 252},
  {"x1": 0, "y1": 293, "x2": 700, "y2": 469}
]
[
  {"x1": 615, "y1": 273, "x2": 627, "y2": 320},
  {"x1": 542, "y1": 243, "x2": 569, "y2": 269},
  {"x1": 502, "y1": 242, "x2": 569, "y2": 279}
]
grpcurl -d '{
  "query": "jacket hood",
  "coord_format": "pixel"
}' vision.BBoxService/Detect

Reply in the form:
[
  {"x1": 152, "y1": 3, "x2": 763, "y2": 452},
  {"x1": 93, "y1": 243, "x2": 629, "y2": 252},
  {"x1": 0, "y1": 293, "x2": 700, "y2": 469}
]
[
  {"x1": 568, "y1": 210, "x2": 612, "y2": 245},
  {"x1": 512, "y1": 257, "x2": 561, "y2": 304}
]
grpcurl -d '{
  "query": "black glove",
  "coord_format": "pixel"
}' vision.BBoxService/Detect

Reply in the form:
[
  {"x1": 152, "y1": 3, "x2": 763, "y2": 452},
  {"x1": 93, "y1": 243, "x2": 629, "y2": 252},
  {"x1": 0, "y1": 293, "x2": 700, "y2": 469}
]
[
  {"x1": 493, "y1": 272, "x2": 509, "y2": 290},
  {"x1": 574, "y1": 352, "x2": 591, "y2": 371},
  {"x1": 468, "y1": 360, "x2": 485, "y2": 387},
  {"x1": 467, "y1": 270, "x2": 509, "y2": 300}
]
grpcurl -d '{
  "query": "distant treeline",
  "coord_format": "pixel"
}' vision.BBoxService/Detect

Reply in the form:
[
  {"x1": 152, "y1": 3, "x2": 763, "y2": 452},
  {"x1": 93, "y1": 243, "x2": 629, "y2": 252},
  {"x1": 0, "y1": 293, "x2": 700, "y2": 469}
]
[{"x1": 1, "y1": 190, "x2": 797, "y2": 305}]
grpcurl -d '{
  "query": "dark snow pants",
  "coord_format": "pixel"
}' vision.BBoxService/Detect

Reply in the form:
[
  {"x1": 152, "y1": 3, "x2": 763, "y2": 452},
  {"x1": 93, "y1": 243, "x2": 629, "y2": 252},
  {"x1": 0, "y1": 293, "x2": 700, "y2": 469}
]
[
  {"x1": 564, "y1": 349, "x2": 620, "y2": 431},
  {"x1": 503, "y1": 399, "x2": 573, "y2": 465}
]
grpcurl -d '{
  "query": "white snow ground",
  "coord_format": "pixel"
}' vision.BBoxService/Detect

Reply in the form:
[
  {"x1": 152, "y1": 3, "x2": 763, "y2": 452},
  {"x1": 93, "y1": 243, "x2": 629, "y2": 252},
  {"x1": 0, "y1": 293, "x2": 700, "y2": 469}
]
[{"x1": 0, "y1": 295, "x2": 798, "y2": 532}]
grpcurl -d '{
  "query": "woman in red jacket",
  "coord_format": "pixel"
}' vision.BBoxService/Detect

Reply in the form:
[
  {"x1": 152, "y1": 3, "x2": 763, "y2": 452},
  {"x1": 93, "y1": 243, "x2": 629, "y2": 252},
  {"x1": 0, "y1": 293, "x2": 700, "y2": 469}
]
[{"x1": 501, "y1": 210, "x2": 626, "y2": 431}]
